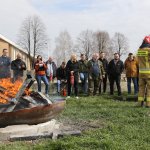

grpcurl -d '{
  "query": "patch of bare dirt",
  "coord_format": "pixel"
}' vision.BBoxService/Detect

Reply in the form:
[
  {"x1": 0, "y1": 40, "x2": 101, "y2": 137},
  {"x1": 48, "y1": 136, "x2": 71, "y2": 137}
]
[{"x1": 59, "y1": 119, "x2": 105, "y2": 132}]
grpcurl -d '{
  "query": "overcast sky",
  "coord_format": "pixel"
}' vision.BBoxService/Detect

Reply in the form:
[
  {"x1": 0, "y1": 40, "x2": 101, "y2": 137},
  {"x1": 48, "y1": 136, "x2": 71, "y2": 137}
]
[{"x1": 0, "y1": 0, "x2": 150, "y2": 56}]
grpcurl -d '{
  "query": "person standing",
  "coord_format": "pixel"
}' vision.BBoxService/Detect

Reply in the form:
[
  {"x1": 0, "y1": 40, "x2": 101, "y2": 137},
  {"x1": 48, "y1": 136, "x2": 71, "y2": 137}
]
[
  {"x1": 34, "y1": 55, "x2": 49, "y2": 96},
  {"x1": 11, "y1": 53, "x2": 26, "y2": 82},
  {"x1": 99, "y1": 51, "x2": 108, "y2": 94},
  {"x1": 124, "y1": 53, "x2": 139, "y2": 95},
  {"x1": 137, "y1": 36, "x2": 150, "y2": 107},
  {"x1": 66, "y1": 54, "x2": 79, "y2": 99},
  {"x1": 56, "y1": 62, "x2": 67, "y2": 95},
  {"x1": 87, "y1": 53, "x2": 104, "y2": 96},
  {"x1": 46, "y1": 56, "x2": 57, "y2": 81},
  {"x1": 108, "y1": 53, "x2": 124, "y2": 96},
  {"x1": 79, "y1": 54, "x2": 88, "y2": 94},
  {"x1": 0, "y1": 49, "x2": 11, "y2": 78}
]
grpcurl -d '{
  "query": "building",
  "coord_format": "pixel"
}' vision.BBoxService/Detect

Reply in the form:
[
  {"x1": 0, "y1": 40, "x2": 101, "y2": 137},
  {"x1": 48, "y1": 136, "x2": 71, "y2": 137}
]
[{"x1": 0, "y1": 34, "x2": 31, "y2": 70}]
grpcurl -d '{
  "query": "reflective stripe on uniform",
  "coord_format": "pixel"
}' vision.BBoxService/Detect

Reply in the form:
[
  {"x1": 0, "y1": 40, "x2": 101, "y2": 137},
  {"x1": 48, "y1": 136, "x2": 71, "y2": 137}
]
[
  {"x1": 137, "y1": 50, "x2": 148, "y2": 56},
  {"x1": 147, "y1": 97, "x2": 150, "y2": 102},
  {"x1": 139, "y1": 68, "x2": 150, "y2": 70},
  {"x1": 139, "y1": 70, "x2": 150, "y2": 74},
  {"x1": 145, "y1": 56, "x2": 149, "y2": 68},
  {"x1": 138, "y1": 97, "x2": 144, "y2": 102}
]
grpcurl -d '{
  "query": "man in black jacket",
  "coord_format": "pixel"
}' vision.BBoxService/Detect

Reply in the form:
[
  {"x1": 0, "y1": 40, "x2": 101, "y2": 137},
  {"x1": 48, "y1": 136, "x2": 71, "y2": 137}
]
[
  {"x1": 11, "y1": 53, "x2": 26, "y2": 82},
  {"x1": 108, "y1": 53, "x2": 124, "y2": 96},
  {"x1": 56, "y1": 62, "x2": 67, "y2": 95},
  {"x1": 99, "y1": 52, "x2": 108, "y2": 94}
]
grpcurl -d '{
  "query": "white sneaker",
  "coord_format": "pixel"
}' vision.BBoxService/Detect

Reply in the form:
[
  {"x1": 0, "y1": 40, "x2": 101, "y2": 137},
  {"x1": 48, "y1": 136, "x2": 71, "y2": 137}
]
[
  {"x1": 66, "y1": 96, "x2": 71, "y2": 99},
  {"x1": 45, "y1": 94, "x2": 50, "y2": 98},
  {"x1": 76, "y1": 96, "x2": 79, "y2": 99}
]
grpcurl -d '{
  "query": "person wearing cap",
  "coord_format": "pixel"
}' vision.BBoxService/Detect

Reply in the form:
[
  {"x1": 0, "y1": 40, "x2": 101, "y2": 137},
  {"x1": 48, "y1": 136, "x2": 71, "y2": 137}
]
[
  {"x1": 99, "y1": 51, "x2": 108, "y2": 94},
  {"x1": 124, "y1": 53, "x2": 139, "y2": 95},
  {"x1": 108, "y1": 53, "x2": 124, "y2": 96},
  {"x1": 137, "y1": 36, "x2": 150, "y2": 107},
  {"x1": 79, "y1": 54, "x2": 88, "y2": 94}
]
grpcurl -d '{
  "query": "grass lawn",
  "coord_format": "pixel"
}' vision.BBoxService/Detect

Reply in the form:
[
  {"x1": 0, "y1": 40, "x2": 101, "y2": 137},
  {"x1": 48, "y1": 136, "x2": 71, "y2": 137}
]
[{"x1": 0, "y1": 95, "x2": 150, "y2": 150}]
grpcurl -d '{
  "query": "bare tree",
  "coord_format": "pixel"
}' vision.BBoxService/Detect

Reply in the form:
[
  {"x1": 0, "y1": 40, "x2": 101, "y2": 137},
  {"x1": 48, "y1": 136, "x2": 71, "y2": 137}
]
[
  {"x1": 95, "y1": 31, "x2": 110, "y2": 53},
  {"x1": 17, "y1": 15, "x2": 48, "y2": 68},
  {"x1": 54, "y1": 31, "x2": 73, "y2": 66},
  {"x1": 111, "y1": 32, "x2": 129, "y2": 57},
  {"x1": 75, "y1": 30, "x2": 97, "y2": 60}
]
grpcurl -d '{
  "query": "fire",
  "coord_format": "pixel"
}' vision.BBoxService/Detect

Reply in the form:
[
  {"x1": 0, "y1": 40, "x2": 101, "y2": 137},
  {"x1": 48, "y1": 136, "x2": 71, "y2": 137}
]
[{"x1": 0, "y1": 78, "x2": 23, "y2": 104}]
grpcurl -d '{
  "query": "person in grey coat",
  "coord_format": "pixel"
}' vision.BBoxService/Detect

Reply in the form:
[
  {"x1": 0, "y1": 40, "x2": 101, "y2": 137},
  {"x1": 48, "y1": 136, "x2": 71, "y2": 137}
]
[
  {"x1": 46, "y1": 56, "x2": 57, "y2": 81},
  {"x1": 0, "y1": 49, "x2": 11, "y2": 78}
]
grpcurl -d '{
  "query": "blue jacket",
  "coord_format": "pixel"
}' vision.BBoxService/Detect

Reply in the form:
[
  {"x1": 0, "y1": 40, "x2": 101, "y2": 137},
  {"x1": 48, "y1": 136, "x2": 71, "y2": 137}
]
[{"x1": 0, "y1": 55, "x2": 11, "y2": 78}]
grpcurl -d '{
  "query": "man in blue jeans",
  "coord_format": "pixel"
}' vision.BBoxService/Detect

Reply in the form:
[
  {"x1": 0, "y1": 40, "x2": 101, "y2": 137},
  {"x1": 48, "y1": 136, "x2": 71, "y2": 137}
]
[
  {"x1": 124, "y1": 53, "x2": 139, "y2": 95},
  {"x1": 79, "y1": 54, "x2": 88, "y2": 94}
]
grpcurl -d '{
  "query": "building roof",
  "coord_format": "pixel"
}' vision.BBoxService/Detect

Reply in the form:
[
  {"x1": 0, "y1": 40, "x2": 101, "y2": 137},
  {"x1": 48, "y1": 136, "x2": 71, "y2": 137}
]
[{"x1": 0, "y1": 34, "x2": 28, "y2": 55}]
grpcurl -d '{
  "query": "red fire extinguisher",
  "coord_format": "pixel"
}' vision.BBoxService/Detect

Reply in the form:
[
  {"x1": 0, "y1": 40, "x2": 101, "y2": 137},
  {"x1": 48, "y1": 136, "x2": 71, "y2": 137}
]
[
  {"x1": 49, "y1": 73, "x2": 53, "y2": 81},
  {"x1": 63, "y1": 88, "x2": 67, "y2": 96},
  {"x1": 70, "y1": 73, "x2": 74, "y2": 85}
]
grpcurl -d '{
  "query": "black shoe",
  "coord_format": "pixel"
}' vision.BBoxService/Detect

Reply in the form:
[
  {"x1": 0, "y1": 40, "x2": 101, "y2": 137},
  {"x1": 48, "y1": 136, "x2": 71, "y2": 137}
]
[
  {"x1": 110, "y1": 93, "x2": 113, "y2": 95},
  {"x1": 118, "y1": 93, "x2": 122, "y2": 96}
]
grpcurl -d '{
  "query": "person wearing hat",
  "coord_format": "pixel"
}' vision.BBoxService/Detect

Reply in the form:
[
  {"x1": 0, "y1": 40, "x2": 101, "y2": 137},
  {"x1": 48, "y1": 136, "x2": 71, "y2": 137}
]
[
  {"x1": 137, "y1": 36, "x2": 150, "y2": 107},
  {"x1": 79, "y1": 54, "x2": 88, "y2": 94},
  {"x1": 99, "y1": 51, "x2": 108, "y2": 94}
]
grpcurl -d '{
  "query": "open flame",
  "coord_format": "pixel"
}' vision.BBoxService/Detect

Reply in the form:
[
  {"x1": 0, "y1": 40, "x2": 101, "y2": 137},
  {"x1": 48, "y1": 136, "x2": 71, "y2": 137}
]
[{"x1": 0, "y1": 78, "x2": 23, "y2": 104}]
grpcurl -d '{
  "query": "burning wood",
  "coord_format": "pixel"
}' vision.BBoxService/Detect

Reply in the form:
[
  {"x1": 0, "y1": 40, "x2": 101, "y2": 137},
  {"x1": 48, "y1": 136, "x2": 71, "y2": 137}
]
[
  {"x1": 0, "y1": 71, "x2": 65, "y2": 126},
  {"x1": 0, "y1": 71, "x2": 55, "y2": 113},
  {"x1": 0, "y1": 79, "x2": 22, "y2": 103}
]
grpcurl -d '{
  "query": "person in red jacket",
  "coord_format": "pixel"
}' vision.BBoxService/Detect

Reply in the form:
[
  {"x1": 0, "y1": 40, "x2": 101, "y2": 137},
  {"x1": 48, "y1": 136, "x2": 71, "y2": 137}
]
[{"x1": 34, "y1": 55, "x2": 49, "y2": 95}]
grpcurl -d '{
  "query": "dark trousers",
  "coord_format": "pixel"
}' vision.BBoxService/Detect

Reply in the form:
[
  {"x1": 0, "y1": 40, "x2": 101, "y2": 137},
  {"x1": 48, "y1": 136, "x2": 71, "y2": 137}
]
[
  {"x1": 67, "y1": 76, "x2": 78, "y2": 96},
  {"x1": 109, "y1": 75, "x2": 121, "y2": 95},
  {"x1": 99, "y1": 74, "x2": 107, "y2": 93}
]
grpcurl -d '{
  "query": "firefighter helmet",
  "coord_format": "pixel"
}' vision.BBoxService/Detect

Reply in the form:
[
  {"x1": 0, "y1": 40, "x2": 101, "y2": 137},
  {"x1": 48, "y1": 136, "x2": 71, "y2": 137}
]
[{"x1": 144, "y1": 36, "x2": 150, "y2": 44}]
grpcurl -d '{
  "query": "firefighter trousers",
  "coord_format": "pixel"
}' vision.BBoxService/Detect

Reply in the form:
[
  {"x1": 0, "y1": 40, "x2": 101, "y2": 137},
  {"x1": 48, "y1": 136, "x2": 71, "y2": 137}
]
[{"x1": 138, "y1": 78, "x2": 150, "y2": 102}]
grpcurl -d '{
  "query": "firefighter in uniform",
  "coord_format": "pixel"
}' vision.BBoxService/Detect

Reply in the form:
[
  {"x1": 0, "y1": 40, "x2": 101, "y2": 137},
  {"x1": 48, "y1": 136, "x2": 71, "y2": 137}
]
[{"x1": 137, "y1": 36, "x2": 150, "y2": 107}]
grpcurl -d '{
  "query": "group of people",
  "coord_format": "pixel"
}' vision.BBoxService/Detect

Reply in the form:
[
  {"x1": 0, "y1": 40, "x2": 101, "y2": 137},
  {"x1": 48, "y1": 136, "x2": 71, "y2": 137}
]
[
  {"x1": 2, "y1": 35, "x2": 150, "y2": 108},
  {"x1": 0, "y1": 48, "x2": 139, "y2": 99},
  {"x1": 34, "y1": 51, "x2": 139, "y2": 99}
]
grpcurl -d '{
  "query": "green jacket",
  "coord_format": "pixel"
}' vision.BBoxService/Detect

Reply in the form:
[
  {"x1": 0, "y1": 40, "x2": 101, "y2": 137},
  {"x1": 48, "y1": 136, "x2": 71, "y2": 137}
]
[
  {"x1": 87, "y1": 59, "x2": 105, "y2": 79},
  {"x1": 79, "y1": 59, "x2": 88, "y2": 73}
]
